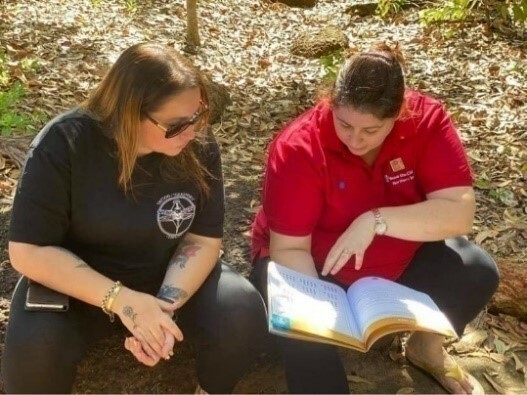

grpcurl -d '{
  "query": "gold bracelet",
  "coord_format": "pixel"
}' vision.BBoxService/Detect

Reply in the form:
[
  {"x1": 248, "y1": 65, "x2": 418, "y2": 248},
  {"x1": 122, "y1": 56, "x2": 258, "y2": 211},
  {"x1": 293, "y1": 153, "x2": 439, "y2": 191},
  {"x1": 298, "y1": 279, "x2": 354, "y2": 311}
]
[{"x1": 101, "y1": 281, "x2": 123, "y2": 322}]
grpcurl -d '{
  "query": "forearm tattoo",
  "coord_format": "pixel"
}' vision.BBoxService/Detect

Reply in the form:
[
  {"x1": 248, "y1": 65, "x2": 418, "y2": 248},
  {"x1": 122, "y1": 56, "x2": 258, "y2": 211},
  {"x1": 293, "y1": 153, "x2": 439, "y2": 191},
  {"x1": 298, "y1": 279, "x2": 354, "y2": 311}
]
[
  {"x1": 157, "y1": 285, "x2": 189, "y2": 304},
  {"x1": 123, "y1": 305, "x2": 139, "y2": 329},
  {"x1": 170, "y1": 241, "x2": 202, "y2": 269},
  {"x1": 55, "y1": 246, "x2": 90, "y2": 269}
]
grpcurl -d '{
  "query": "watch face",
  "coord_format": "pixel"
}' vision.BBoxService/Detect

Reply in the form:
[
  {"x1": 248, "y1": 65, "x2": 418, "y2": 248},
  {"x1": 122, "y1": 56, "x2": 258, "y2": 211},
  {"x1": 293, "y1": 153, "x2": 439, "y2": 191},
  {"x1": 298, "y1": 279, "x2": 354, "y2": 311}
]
[{"x1": 375, "y1": 222, "x2": 387, "y2": 235}]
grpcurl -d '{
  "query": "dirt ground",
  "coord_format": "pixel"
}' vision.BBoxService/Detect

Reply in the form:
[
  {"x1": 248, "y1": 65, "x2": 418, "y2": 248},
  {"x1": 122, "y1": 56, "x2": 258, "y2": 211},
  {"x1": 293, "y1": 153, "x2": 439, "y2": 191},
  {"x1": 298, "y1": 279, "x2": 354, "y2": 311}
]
[{"x1": 1, "y1": 0, "x2": 527, "y2": 393}]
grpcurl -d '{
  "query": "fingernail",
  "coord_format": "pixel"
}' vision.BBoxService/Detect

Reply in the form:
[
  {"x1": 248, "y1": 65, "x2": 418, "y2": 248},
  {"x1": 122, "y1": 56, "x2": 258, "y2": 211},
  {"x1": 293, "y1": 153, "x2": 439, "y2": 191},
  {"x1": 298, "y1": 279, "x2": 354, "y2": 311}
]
[
  {"x1": 165, "y1": 355, "x2": 171, "y2": 360},
  {"x1": 169, "y1": 350, "x2": 174, "y2": 356}
]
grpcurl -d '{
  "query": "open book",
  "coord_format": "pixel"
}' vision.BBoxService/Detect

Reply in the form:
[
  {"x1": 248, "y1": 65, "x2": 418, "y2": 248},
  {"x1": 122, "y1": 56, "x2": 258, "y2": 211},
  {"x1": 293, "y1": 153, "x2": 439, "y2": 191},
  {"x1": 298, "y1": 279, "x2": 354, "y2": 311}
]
[{"x1": 267, "y1": 261, "x2": 457, "y2": 352}]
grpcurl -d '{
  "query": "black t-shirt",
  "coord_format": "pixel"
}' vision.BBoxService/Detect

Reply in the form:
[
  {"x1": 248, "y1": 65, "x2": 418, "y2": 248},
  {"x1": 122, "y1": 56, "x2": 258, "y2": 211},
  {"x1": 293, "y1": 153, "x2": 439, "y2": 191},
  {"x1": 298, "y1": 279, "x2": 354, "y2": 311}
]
[{"x1": 9, "y1": 108, "x2": 224, "y2": 291}]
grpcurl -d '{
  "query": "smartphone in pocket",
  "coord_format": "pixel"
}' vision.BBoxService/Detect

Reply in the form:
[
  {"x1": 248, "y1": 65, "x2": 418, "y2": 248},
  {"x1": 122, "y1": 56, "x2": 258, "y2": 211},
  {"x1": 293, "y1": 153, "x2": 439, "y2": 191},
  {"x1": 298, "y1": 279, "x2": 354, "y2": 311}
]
[{"x1": 25, "y1": 280, "x2": 70, "y2": 312}]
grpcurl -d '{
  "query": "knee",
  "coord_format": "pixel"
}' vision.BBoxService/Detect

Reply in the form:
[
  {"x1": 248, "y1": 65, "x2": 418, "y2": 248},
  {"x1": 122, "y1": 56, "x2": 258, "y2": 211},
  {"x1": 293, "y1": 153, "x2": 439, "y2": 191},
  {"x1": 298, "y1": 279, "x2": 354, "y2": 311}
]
[
  {"x1": 2, "y1": 314, "x2": 83, "y2": 394},
  {"x1": 4, "y1": 310, "x2": 83, "y2": 362},
  {"x1": 211, "y1": 285, "x2": 267, "y2": 349},
  {"x1": 461, "y1": 241, "x2": 500, "y2": 298},
  {"x1": 222, "y1": 285, "x2": 267, "y2": 337},
  {"x1": 474, "y1": 245, "x2": 499, "y2": 290},
  {"x1": 194, "y1": 262, "x2": 269, "y2": 350}
]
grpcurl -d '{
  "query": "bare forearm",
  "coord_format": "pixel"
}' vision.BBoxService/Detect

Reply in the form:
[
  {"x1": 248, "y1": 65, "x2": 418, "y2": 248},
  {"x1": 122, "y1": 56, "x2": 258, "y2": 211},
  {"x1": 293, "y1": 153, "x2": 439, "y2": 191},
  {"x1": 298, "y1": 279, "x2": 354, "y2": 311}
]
[
  {"x1": 269, "y1": 231, "x2": 319, "y2": 278},
  {"x1": 157, "y1": 235, "x2": 220, "y2": 307},
  {"x1": 9, "y1": 242, "x2": 115, "y2": 308},
  {"x1": 270, "y1": 249, "x2": 319, "y2": 278},
  {"x1": 380, "y1": 197, "x2": 475, "y2": 242}
]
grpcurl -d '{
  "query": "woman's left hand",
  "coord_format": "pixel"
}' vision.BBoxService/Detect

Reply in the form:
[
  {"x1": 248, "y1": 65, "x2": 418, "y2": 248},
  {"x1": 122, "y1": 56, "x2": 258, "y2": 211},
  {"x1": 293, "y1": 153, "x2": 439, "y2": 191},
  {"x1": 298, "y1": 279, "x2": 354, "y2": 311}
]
[
  {"x1": 322, "y1": 211, "x2": 375, "y2": 276},
  {"x1": 125, "y1": 328, "x2": 175, "y2": 367}
]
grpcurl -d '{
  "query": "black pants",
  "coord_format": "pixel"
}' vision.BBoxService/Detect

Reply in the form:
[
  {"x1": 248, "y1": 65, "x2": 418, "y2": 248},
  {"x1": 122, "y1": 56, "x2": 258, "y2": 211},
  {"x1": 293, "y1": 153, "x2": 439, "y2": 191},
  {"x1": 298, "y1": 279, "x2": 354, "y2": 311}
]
[
  {"x1": 249, "y1": 237, "x2": 500, "y2": 394},
  {"x1": 2, "y1": 261, "x2": 268, "y2": 394}
]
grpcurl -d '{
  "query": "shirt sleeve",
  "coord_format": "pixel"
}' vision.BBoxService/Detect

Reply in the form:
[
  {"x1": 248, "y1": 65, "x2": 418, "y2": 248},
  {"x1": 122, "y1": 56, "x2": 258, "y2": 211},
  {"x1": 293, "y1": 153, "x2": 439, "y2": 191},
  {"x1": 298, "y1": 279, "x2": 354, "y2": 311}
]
[
  {"x1": 188, "y1": 134, "x2": 225, "y2": 238},
  {"x1": 263, "y1": 137, "x2": 325, "y2": 236},
  {"x1": 9, "y1": 124, "x2": 72, "y2": 245},
  {"x1": 416, "y1": 103, "x2": 473, "y2": 194}
]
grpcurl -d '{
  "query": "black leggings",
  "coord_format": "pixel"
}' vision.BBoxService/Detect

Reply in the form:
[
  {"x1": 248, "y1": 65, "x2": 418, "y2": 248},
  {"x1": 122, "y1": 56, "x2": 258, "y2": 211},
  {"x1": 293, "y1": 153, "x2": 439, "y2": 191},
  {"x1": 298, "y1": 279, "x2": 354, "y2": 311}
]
[
  {"x1": 2, "y1": 261, "x2": 268, "y2": 394},
  {"x1": 249, "y1": 237, "x2": 500, "y2": 394}
]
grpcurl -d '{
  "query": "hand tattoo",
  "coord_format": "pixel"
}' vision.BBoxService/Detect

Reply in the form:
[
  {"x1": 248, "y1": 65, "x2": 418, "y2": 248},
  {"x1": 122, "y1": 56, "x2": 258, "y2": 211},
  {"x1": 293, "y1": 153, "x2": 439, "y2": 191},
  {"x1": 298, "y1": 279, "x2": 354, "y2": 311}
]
[
  {"x1": 123, "y1": 305, "x2": 139, "y2": 329},
  {"x1": 157, "y1": 285, "x2": 188, "y2": 304},
  {"x1": 170, "y1": 241, "x2": 201, "y2": 269}
]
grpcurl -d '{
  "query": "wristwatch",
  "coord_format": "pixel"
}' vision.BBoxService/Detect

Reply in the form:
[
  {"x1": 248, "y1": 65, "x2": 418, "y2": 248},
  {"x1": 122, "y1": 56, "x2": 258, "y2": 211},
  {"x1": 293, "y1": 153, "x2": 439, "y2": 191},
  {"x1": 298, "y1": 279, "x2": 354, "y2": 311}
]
[{"x1": 372, "y1": 208, "x2": 387, "y2": 236}]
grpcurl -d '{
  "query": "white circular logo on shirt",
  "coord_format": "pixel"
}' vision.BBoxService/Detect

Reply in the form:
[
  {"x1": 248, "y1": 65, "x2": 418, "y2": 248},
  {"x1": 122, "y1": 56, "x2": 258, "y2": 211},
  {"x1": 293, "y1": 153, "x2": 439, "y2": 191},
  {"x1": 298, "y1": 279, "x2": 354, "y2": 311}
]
[{"x1": 156, "y1": 193, "x2": 196, "y2": 239}]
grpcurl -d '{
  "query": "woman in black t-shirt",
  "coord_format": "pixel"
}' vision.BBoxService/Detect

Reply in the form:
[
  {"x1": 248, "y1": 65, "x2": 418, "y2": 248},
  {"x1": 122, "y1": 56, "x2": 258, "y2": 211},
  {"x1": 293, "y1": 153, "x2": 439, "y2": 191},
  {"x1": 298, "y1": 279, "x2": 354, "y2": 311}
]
[{"x1": 3, "y1": 43, "x2": 266, "y2": 394}]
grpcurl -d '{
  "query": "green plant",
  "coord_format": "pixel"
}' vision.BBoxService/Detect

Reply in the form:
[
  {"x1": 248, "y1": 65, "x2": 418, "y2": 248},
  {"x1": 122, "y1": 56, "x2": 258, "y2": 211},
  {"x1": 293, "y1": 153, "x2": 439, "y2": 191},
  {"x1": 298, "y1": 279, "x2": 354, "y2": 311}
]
[
  {"x1": 0, "y1": 82, "x2": 27, "y2": 136},
  {"x1": 0, "y1": 82, "x2": 46, "y2": 136},
  {"x1": 488, "y1": 187, "x2": 518, "y2": 207},
  {"x1": 20, "y1": 58, "x2": 39, "y2": 73},
  {"x1": 474, "y1": 177, "x2": 492, "y2": 189},
  {"x1": 420, "y1": 0, "x2": 527, "y2": 30},
  {"x1": 319, "y1": 50, "x2": 345, "y2": 83},
  {"x1": 0, "y1": 52, "x2": 47, "y2": 136},
  {"x1": 0, "y1": 82, "x2": 25, "y2": 111},
  {"x1": 420, "y1": 0, "x2": 479, "y2": 25},
  {"x1": 377, "y1": 0, "x2": 411, "y2": 18},
  {"x1": 510, "y1": 0, "x2": 527, "y2": 23},
  {"x1": 123, "y1": 0, "x2": 138, "y2": 14}
]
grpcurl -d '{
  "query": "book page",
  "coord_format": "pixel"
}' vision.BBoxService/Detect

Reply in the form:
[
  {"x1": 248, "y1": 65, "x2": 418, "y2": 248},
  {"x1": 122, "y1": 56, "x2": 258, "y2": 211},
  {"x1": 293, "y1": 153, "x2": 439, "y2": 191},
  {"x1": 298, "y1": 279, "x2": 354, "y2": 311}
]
[
  {"x1": 346, "y1": 277, "x2": 456, "y2": 340},
  {"x1": 268, "y1": 262, "x2": 361, "y2": 340}
]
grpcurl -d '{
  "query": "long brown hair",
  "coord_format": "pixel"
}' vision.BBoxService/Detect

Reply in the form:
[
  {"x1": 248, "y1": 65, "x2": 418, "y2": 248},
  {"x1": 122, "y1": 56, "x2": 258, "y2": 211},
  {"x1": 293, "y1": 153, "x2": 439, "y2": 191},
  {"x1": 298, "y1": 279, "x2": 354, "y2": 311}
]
[
  {"x1": 82, "y1": 43, "x2": 211, "y2": 196},
  {"x1": 332, "y1": 42, "x2": 406, "y2": 119}
]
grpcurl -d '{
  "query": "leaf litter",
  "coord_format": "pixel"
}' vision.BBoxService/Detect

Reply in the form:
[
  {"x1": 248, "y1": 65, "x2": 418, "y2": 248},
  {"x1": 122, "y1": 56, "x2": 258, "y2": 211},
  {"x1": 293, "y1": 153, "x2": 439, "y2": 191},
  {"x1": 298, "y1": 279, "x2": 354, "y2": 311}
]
[{"x1": 0, "y1": 0, "x2": 526, "y2": 393}]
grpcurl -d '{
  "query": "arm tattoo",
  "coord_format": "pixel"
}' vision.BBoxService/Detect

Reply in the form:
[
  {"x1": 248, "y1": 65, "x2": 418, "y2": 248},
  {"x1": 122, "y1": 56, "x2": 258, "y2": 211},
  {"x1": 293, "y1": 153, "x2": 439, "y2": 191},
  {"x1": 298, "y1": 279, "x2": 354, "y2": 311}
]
[
  {"x1": 74, "y1": 261, "x2": 90, "y2": 269},
  {"x1": 157, "y1": 284, "x2": 188, "y2": 304},
  {"x1": 123, "y1": 305, "x2": 139, "y2": 329},
  {"x1": 55, "y1": 246, "x2": 90, "y2": 269},
  {"x1": 170, "y1": 241, "x2": 202, "y2": 269}
]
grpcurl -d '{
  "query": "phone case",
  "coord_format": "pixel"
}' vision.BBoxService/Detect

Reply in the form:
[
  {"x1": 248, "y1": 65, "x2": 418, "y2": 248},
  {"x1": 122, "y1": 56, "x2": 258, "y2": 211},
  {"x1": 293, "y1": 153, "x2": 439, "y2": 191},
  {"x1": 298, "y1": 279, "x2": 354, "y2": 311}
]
[{"x1": 25, "y1": 280, "x2": 70, "y2": 312}]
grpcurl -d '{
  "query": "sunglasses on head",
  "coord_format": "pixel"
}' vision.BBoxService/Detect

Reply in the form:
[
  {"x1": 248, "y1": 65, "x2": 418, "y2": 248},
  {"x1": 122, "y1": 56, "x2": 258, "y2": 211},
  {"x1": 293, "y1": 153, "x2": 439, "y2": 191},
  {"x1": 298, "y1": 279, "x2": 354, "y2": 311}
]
[{"x1": 145, "y1": 101, "x2": 208, "y2": 139}]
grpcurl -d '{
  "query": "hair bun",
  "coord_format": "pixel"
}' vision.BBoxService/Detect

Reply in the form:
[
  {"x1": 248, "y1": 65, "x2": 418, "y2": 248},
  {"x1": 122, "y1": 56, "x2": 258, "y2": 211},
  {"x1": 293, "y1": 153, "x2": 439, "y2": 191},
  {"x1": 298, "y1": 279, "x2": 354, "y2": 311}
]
[{"x1": 370, "y1": 42, "x2": 406, "y2": 69}]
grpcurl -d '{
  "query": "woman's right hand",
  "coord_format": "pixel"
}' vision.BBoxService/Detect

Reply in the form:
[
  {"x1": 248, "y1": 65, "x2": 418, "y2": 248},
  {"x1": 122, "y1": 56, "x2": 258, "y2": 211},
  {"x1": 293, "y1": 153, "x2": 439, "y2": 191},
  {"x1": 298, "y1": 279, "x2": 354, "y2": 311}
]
[
  {"x1": 322, "y1": 211, "x2": 376, "y2": 276},
  {"x1": 113, "y1": 287, "x2": 183, "y2": 359}
]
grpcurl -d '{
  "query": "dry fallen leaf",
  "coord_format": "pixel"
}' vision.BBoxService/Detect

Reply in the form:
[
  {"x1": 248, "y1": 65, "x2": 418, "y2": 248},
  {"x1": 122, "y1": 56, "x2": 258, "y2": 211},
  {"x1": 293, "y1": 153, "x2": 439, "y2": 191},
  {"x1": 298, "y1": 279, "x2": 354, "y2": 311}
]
[
  {"x1": 396, "y1": 387, "x2": 416, "y2": 394},
  {"x1": 0, "y1": 0, "x2": 526, "y2": 393},
  {"x1": 483, "y1": 372, "x2": 507, "y2": 394},
  {"x1": 453, "y1": 330, "x2": 489, "y2": 353},
  {"x1": 346, "y1": 374, "x2": 374, "y2": 384}
]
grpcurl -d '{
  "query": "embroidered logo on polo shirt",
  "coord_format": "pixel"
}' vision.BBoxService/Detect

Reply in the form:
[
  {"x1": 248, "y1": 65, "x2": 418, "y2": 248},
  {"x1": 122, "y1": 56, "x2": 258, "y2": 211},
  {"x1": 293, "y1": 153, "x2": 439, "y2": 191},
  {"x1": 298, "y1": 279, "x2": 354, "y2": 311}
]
[
  {"x1": 156, "y1": 193, "x2": 196, "y2": 239},
  {"x1": 385, "y1": 157, "x2": 415, "y2": 186},
  {"x1": 385, "y1": 169, "x2": 415, "y2": 186},
  {"x1": 390, "y1": 157, "x2": 405, "y2": 172}
]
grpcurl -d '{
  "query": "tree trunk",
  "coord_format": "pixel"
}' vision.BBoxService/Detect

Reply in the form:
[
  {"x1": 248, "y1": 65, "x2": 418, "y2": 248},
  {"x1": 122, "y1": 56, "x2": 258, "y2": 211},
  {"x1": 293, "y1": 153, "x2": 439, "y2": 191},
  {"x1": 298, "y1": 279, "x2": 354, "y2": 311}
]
[
  {"x1": 489, "y1": 258, "x2": 527, "y2": 322},
  {"x1": 186, "y1": 0, "x2": 200, "y2": 47}
]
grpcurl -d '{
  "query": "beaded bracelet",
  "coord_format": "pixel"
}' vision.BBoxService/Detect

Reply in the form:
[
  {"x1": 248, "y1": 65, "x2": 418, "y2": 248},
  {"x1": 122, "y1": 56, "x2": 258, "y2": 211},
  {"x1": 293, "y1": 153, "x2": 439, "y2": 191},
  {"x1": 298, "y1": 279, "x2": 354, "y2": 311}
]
[{"x1": 101, "y1": 281, "x2": 123, "y2": 322}]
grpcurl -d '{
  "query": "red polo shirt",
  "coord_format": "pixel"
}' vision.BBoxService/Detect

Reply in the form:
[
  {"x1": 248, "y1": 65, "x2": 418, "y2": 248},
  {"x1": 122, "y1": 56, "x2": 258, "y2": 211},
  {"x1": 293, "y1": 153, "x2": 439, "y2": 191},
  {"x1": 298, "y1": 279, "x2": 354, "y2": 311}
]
[{"x1": 251, "y1": 90, "x2": 473, "y2": 286}]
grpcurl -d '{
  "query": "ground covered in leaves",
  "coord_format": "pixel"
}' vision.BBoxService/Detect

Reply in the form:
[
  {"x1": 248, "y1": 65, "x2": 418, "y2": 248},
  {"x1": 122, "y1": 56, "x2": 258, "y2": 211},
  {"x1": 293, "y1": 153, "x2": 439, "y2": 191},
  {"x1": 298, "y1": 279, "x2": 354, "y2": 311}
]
[{"x1": 0, "y1": 0, "x2": 526, "y2": 393}]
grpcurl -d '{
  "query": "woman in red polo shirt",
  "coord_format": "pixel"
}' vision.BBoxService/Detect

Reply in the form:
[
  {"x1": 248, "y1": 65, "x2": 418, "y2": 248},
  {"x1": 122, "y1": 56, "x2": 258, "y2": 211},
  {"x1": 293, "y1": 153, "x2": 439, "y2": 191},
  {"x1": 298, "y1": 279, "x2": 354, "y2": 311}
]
[{"x1": 250, "y1": 43, "x2": 498, "y2": 394}]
